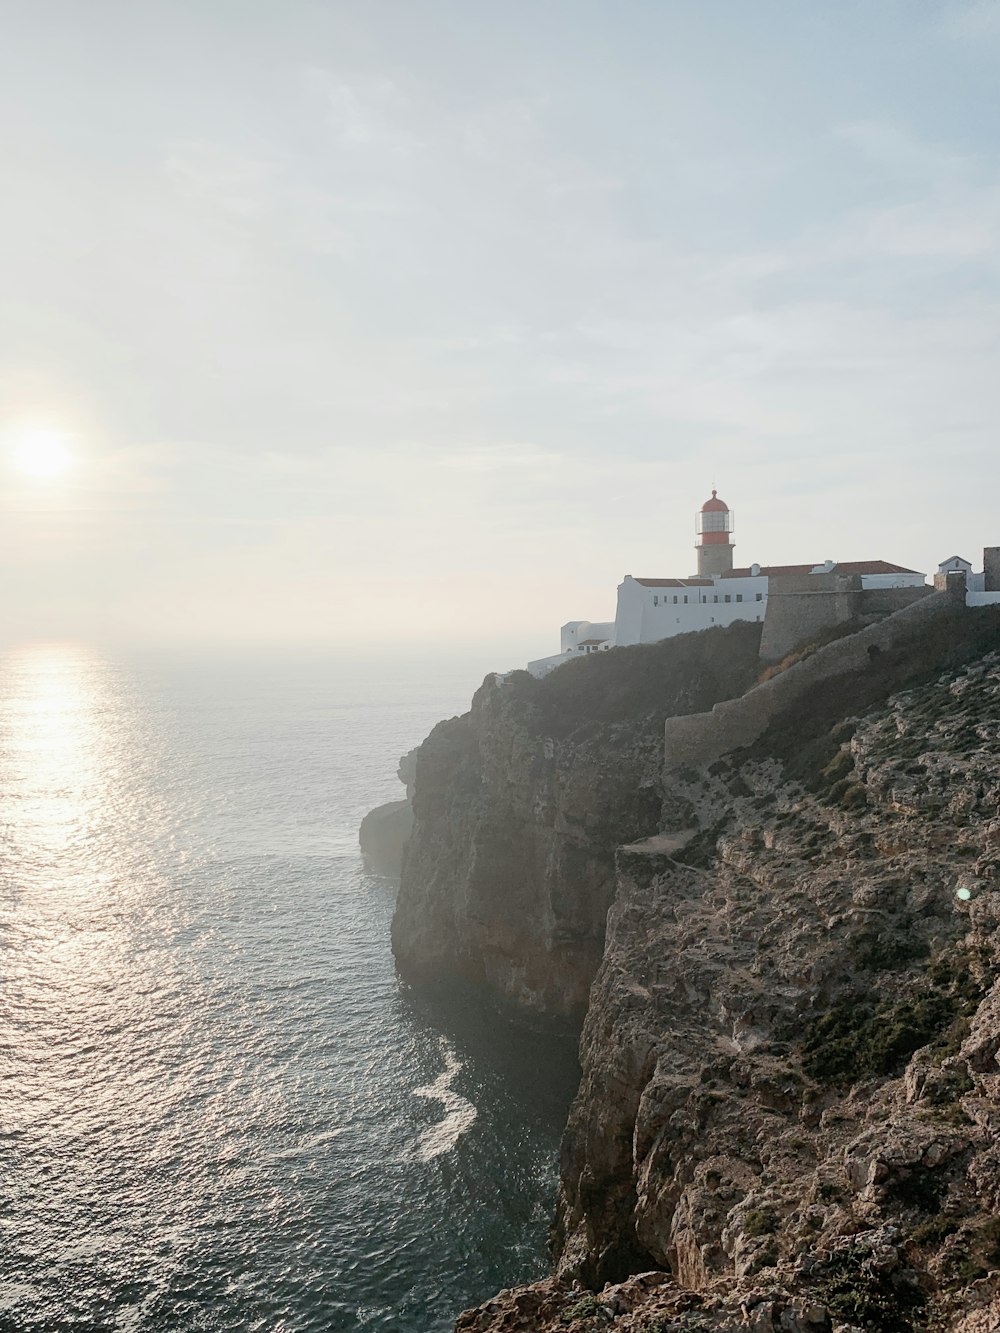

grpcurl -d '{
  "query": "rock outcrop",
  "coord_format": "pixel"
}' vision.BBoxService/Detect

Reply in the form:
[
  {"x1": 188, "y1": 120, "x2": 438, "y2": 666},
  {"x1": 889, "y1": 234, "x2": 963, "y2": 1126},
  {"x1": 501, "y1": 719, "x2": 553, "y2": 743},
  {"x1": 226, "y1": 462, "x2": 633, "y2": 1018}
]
[
  {"x1": 458, "y1": 605, "x2": 1000, "y2": 1331},
  {"x1": 391, "y1": 624, "x2": 763, "y2": 1019},
  {"x1": 359, "y1": 747, "x2": 417, "y2": 875}
]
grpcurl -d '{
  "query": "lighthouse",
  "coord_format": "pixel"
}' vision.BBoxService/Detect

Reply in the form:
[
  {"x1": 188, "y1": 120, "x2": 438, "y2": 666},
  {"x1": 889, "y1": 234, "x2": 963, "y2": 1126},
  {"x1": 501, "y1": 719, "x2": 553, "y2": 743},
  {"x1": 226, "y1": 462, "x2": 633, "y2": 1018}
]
[{"x1": 695, "y1": 490, "x2": 734, "y2": 577}]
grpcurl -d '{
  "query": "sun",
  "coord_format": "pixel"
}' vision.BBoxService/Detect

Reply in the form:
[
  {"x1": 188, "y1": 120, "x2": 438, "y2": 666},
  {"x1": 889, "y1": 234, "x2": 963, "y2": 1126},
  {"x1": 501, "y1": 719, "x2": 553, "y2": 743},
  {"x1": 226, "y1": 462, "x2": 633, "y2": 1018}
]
[{"x1": 11, "y1": 426, "x2": 75, "y2": 479}]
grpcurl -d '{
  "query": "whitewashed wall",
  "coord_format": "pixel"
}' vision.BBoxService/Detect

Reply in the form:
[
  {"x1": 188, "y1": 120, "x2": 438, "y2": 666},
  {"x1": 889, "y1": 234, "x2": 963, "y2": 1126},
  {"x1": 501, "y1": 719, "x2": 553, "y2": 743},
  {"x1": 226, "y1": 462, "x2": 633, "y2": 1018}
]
[{"x1": 615, "y1": 574, "x2": 767, "y2": 646}]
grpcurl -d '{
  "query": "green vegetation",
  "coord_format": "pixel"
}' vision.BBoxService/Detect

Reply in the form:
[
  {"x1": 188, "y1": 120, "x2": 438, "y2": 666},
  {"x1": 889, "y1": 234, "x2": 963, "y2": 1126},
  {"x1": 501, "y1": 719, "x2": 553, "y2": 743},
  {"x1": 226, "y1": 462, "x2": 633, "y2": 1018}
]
[
  {"x1": 797, "y1": 944, "x2": 993, "y2": 1085},
  {"x1": 562, "y1": 1294, "x2": 603, "y2": 1323},
  {"x1": 818, "y1": 1245, "x2": 925, "y2": 1333},
  {"x1": 926, "y1": 948, "x2": 993, "y2": 1013},
  {"x1": 838, "y1": 781, "x2": 868, "y2": 809},
  {"x1": 743, "y1": 1206, "x2": 779, "y2": 1237},
  {"x1": 800, "y1": 989, "x2": 961, "y2": 1083},
  {"x1": 821, "y1": 747, "x2": 855, "y2": 784},
  {"x1": 910, "y1": 1215, "x2": 959, "y2": 1246}
]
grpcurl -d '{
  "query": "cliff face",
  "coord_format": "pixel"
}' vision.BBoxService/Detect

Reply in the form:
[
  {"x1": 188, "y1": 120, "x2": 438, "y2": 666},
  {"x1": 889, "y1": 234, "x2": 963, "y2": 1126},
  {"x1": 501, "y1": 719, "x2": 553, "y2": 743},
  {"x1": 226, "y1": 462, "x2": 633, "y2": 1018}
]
[
  {"x1": 459, "y1": 608, "x2": 1000, "y2": 1332},
  {"x1": 391, "y1": 624, "x2": 763, "y2": 1019}
]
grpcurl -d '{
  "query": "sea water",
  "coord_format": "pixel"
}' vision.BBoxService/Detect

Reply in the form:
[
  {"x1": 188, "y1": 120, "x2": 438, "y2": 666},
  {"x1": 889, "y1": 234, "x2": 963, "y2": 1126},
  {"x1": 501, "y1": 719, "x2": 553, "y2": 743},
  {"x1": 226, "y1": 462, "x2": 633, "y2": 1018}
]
[{"x1": 0, "y1": 645, "x2": 579, "y2": 1332}]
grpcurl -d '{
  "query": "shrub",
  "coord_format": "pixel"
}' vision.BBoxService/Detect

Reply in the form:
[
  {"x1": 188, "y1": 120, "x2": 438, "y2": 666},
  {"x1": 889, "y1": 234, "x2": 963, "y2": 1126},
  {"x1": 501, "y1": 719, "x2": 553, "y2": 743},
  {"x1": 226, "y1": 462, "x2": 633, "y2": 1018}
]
[
  {"x1": 799, "y1": 989, "x2": 960, "y2": 1083},
  {"x1": 910, "y1": 1215, "x2": 959, "y2": 1246},
  {"x1": 822, "y1": 748, "x2": 855, "y2": 783},
  {"x1": 819, "y1": 1245, "x2": 925, "y2": 1333},
  {"x1": 840, "y1": 782, "x2": 868, "y2": 810},
  {"x1": 744, "y1": 1207, "x2": 779, "y2": 1237},
  {"x1": 562, "y1": 1294, "x2": 602, "y2": 1323}
]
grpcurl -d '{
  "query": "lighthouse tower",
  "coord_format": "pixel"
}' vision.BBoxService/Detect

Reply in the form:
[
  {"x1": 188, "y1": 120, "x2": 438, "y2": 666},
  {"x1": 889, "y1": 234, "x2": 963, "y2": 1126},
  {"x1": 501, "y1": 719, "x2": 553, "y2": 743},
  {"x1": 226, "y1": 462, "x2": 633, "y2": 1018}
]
[{"x1": 695, "y1": 490, "x2": 735, "y2": 577}]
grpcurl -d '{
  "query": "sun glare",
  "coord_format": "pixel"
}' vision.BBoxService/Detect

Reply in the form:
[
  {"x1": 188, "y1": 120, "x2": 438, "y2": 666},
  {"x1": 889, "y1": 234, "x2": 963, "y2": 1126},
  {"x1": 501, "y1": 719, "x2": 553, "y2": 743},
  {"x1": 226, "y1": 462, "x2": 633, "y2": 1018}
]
[{"x1": 11, "y1": 426, "x2": 75, "y2": 479}]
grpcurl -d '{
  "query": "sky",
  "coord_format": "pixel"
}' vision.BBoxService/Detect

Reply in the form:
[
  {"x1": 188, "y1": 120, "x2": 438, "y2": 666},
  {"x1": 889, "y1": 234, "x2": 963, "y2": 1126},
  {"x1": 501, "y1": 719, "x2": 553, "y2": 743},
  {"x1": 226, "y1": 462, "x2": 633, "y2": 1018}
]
[{"x1": 2, "y1": 0, "x2": 1000, "y2": 658}]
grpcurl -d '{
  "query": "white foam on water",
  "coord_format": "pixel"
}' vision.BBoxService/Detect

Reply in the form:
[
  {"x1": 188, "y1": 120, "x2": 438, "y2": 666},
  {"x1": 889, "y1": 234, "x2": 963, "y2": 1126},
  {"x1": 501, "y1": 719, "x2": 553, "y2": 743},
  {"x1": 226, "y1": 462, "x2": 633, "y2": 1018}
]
[{"x1": 411, "y1": 1038, "x2": 478, "y2": 1162}]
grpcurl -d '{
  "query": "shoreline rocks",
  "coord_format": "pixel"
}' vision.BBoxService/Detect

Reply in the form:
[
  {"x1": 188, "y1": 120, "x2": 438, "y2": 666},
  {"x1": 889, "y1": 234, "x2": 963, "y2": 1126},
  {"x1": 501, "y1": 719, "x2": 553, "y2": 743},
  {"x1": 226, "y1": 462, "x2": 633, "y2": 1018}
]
[{"x1": 359, "y1": 746, "x2": 418, "y2": 876}]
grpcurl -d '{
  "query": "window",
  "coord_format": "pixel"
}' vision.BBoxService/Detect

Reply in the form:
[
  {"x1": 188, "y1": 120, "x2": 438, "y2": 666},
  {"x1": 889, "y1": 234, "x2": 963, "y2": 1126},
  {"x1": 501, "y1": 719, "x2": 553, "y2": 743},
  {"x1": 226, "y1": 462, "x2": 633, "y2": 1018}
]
[
  {"x1": 713, "y1": 594, "x2": 719, "y2": 603},
  {"x1": 683, "y1": 595, "x2": 688, "y2": 604},
  {"x1": 653, "y1": 595, "x2": 658, "y2": 605},
  {"x1": 736, "y1": 593, "x2": 743, "y2": 602},
  {"x1": 756, "y1": 592, "x2": 763, "y2": 602},
  {"x1": 672, "y1": 595, "x2": 678, "y2": 604},
  {"x1": 724, "y1": 594, "x2": 731, "y2": 603}
]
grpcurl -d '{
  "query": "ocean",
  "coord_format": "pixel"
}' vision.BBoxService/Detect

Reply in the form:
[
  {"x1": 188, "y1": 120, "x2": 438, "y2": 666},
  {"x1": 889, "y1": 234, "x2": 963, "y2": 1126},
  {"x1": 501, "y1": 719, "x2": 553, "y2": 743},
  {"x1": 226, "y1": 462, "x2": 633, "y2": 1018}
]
[{"x1": 0, "y1": 645, "x2": 579, "y2": 1332}]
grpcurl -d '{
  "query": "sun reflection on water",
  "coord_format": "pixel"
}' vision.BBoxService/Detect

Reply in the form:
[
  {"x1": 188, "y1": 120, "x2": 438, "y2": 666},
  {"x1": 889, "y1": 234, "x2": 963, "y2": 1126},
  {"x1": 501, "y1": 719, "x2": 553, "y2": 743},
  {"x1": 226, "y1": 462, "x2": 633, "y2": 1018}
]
[
  {"x1": 1, "y1": 643, "x2": 112, "y2": 867},
  {"x1": 0, "y1": 648, "x2": 579, "y2": 1332}
]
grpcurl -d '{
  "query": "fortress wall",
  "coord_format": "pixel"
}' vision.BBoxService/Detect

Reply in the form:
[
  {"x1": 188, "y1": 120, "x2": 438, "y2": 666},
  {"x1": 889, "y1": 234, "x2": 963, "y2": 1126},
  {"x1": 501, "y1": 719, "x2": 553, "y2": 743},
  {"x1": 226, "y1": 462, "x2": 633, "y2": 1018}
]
[
  {"x1": 664, "y1": 591, "x2": 954, "y2": 776},
  {"x1": 758, "y1": 572, "x2": 863, "y2": 663},
  {"x1": 860, "y1": 584, "x2": 933, "y2": 615}
]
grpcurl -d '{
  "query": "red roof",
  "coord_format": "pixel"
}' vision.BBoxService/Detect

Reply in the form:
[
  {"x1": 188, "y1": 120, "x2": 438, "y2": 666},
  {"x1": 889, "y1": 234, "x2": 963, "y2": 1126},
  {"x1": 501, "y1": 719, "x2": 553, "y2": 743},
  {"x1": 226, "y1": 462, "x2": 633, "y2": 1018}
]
[
  {"x1": 634, "y1": 577, "x2": 713, "y2": 588},
  {"x1": 722, "y1": 560, "x2": 921, "y2": 579},
  {"x1": 701, "y1": 489, "x2": 729, "y2": 513},
  {"x1": 833, "y1": 560, "x2": 922, "y2": 576}
]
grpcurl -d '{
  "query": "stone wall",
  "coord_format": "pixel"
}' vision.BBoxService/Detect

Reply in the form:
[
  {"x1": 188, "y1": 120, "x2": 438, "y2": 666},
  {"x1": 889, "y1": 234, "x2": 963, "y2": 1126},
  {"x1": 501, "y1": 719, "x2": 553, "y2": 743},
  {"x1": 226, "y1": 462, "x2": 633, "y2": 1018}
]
[
  {"x1": 860, "y1": 584, "x2": 933, "y2": 615},
  {"x1": 985, "y1": 546, "x2": 1000, "y2": 593},
  {"x1": 758, "y1": 572, "x2": 863, "y2": 662},
  {"x1": 664, "y1": 591, "x2": 955, "y2": 775},
  {"x1": 760, "y1": 575, "x2": 933, "y2": 663}
]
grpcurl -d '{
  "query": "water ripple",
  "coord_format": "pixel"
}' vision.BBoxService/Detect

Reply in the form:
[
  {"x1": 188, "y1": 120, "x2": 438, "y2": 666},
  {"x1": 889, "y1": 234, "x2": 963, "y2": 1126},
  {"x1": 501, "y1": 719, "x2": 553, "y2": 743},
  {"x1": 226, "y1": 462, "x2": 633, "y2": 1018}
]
[{"x1": 0, "y1": 646, "x2": 579, "y2": 1331}]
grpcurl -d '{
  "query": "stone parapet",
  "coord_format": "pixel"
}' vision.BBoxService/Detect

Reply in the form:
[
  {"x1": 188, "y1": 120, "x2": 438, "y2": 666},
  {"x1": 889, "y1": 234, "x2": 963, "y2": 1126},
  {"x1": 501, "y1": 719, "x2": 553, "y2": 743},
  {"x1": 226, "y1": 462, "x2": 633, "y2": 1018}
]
[{"x1": 664, "y1": 591, "x2": 955, "y2": 775}]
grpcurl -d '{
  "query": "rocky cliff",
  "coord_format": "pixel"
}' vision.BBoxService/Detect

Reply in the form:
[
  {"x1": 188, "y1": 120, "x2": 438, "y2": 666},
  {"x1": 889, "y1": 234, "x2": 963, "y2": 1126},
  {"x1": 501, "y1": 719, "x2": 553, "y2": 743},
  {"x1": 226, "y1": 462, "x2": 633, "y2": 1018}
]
[
  {"x1": 359, "y1": 747, "x2": 417, "y2": 875},
  {"x1": 456, "y1": 605, "x2": 1000, "y2": 1332},
  {"x1": 391, "y1": 623, "x2": 763, "y2": 1019}
]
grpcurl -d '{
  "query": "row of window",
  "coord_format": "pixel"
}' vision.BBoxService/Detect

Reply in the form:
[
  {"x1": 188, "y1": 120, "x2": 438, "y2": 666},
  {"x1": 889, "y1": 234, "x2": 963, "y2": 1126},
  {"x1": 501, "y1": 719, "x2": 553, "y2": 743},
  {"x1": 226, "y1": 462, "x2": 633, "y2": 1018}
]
[
  {"x1": 652, "y1": 592, "x2": 764, "y2": 607},
  {"x1": 675, "y1": 614, "x2": 764, "y2": 625}
]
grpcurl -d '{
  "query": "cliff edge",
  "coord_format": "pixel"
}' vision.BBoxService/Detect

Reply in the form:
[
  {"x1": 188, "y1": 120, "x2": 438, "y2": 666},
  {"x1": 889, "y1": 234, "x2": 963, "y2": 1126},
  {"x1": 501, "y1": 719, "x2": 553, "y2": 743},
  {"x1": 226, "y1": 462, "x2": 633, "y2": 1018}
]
[{"x1": 391, "y1": 623, "x2": 763, "y2": 1019}]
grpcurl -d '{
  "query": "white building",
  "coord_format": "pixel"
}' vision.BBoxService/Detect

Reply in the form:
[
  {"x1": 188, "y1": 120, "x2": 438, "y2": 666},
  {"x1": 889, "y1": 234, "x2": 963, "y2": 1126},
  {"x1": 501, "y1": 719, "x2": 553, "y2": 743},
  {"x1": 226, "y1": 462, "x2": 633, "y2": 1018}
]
[
  {"x1": 614, "y1": 570, "x2": 767, "y2": 645},
  {"x1": 938, "y1": 553, "x2": 1000, "y2": 606},
  {"x1": 526, "y1": 619, "x2": 615, "y2": 678},
  {"x1": 615, "y1": 492, "x2": 924, "y2": 646},
  {"x1": 525, "y1": 491, "x2": 926, "y2": 676}
]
